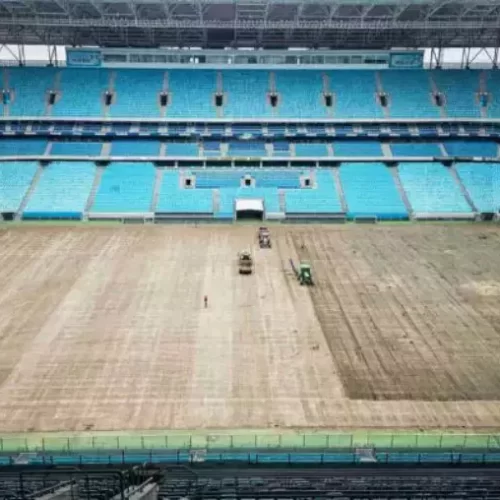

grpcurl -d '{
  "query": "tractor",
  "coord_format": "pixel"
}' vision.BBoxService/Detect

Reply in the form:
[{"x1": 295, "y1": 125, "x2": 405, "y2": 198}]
[
  {"x1": 258, "y1": 227, "x2": 271, "y2": 248},
  {"x1": 238, "y1": 251, "x2": 253, "y2": 274},
  {"x1": 290, "y1": 259, "x2": 313, "y2": 285}
]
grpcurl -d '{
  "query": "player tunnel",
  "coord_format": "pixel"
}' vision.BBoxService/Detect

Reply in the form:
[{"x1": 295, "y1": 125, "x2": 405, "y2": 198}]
[{"x1": 235, "y1": 199, "x2": 264, "y2": 220}]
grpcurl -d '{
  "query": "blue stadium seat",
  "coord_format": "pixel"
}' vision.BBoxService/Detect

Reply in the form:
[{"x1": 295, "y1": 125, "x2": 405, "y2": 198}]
[
  {"x1": 24, "y1": 161, "x2": 95, "y2": 218},
  {"x1": 333, "y1": 141, "x2": 382, "y2": 156},
  {"x1": 51, "y1": 141, "x2": 102, "y2": 156},
  {"x1": 0, "y1": 139, "x2": 47, "y2": 155},
  {"x1": 485, "y1": 71, "x2": 500, "y2": 118},
  {"x1": 223, "y1": 71, "x2": 271, "y2": 118},
  {"x1": 203, "y1": 141, "x2": 221, "y2": 156},
  {"x1": 195, "y1": 170, "x2": 242, "y2": 188},
  {"x1": 91, "y1": 162, "x2": 155, "y2": 213},
  {"x1": 285, "y1": 170, "x2": 342, "y2": 214},
  {"x1": 432, "y1": 70, "x2": 481, "y2": 118},
  {"x1": 456, "y1": 163, "x2": 500, "y2": 212},
  {"x1": 0, "y1": 161, "x2": 37, "y2": 212},
  {"x1": 328, "y1": 71, "x2": 381, "y2": 118},
  {"x1": 253, "y1": 170, "x2": 301, "y2": 188},
  {"x1": 295, "y1": 143, "x2": 328, "y2": 157},
  {"x1": 111, "y1": 69, "x2": 163, "y2": 117},
  {"x1": 340, "y1": 163, "x2": 407, "y2": 219},
  {"x1": 111, "y1": 141, "x2": 160, "y2": 156},
  {"x1": 157, "y1": 171, "x2": 213, "y2": 214},
  {"x1": 165, "y1": 143, "x2": 199, "y2": 156},
  {"x1": 8, "y1": 67, "x2": 56, "y2": 116},
  {"x1": 273, "y1": 142, "x2": 290, "y2": 155},
  {"x1": 381, "y1": 70, "x2": 438, "y2": 118},
  {"x1": 167, "y1": 70, "x2": 216, "y2": 118},
  {"x1": 444, "y1": 141, "x2": 498, "y2": 157},
  {"x1": 228, "y1": 142, "x2": 266, "y2": 157},
  {"x1": 399, "y1": 162, "x2": 472, "y2": 214},
  {"x1": 390, "y1": 142, "x2": 442, "y2": 157},
  {"x1": 53, "y1": 69, "x2": 109, "y2": 117},
  {"x1": 275, "y1": 71, "x2": 326, "y2": 118}
]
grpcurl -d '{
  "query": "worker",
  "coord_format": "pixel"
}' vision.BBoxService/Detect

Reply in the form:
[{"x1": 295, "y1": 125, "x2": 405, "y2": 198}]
[{"x1": 204, "y1": 295, "x2": 208, "y2": 308}]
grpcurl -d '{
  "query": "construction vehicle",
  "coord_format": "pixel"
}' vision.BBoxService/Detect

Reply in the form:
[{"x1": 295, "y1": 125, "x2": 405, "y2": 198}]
[
  {"x1": 238, "y1": 251, "x2": 253, "y2": 274},
  {"x1": 258, "y1": 227, "x2": 271, "y2": 248},
  {"x1": 290, "y1": 259, "x2": 313, "y2": 285}
]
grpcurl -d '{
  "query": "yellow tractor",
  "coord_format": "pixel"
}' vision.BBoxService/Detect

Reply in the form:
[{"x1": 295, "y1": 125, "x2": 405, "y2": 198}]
[{"x1": 238, "y1": 251, "x2": 253, "y2": 274}]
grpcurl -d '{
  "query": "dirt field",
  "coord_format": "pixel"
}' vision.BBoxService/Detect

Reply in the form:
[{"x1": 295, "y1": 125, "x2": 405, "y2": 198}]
[{"x1": 1, "y1": 223, "x2": 500, "y2": 433}]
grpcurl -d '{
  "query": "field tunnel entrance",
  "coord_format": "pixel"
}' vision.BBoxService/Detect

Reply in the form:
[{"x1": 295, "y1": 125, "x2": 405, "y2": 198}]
[{"x1": 235, "y1": 199, "x2": 264, "y2": 220}]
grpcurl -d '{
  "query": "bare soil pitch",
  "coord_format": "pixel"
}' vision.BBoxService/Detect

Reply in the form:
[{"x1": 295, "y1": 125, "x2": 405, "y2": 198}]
[{"x1": 0, "y1": 224, "x2": 500, "y2": 432}]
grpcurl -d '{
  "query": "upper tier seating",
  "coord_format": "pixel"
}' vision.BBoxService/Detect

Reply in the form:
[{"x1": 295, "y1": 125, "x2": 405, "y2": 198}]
[
  {"x1": 111, "y1": 141, "x2": 161, "y2": 156},
  {"x1": 91, "y1": 162, "x2": 155, "y2": 213},
  {"x1": 340, "y1": 163, "x2": 407, "y2": 219},
  {"x1": 0, "y1": 139, "x2": 47, "y2": 155},
  {"x1": 167, "y1": 70, "x2": 216, "y2": 118},
  {"x1": 275, "y1": 71, "x2": 326, "y2": 118},
  {"x1": 398, "y1": 162, "x2": 471, "y2": 214},
  {"x1": 157, "y1": 171, "x2": 213, "y2": 213},
  {"x1": 51, "y1": 141, "x2": 102, "y2": 156},
  {"x1": 295, "y1": 143, "x2": 329, "y2": 157},
  {"x1": 24, "y1": 162, "x2": 95, "y2": 218},
  {"x1": 111, "y1": 69, "x2": 163, "y2": 117},
  {"x1": 8, "y1": 67, "x2": 56, "y2": 116},
  {"x1": 432, "y1": 70, "x2": 481, "y2": 118},
  {"x1": 5, "y1": 68, "x2": 500, "y2": 119},
  {"x1": 456, "y1": 163, "x2": 500, "y2": 212},
  {"x1": 223, "y1": 71, "x2": 271, "y2": 118},
  {"x1": 0, "y1": 161, "x2": 37, "y2": 212},
  {"x1": 52, "y1": 69, "x2": 109, "y2": 117},
  {"x1": 285, "y1": 170, "x2": 342, "y2": 213},
  {"x1": 333, "y1": 141, "x2": 382, "y2": 156},
  {"x1": 328, "y1": 71, "x2": 382, "y2": 118},
  {"x1": 485, "y1": 71, "x2": 500, "y2": 118},
  {"x1": 390, "y1": 142, "x2": 442, "y2": 157},
  {"x1": 444, "y1": 141, "x2": 498, "y2": 157},
  {"x1": 381, "y1": 70, "x2": 438, "y2": 118}
]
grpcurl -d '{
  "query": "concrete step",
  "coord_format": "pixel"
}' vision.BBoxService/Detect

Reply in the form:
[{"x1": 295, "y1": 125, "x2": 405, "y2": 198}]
[
  {"x1": 16, "y1": 163, "x2": 44, "y2": 220},
  {"x1": 389, "y1": 166, "x2": 413, "y2": 218},
  {"x1": 84, "y1": 165, "x2": 105, "y2": 216}
]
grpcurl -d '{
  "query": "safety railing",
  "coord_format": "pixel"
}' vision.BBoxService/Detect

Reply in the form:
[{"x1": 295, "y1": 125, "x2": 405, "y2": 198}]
[{"x1": 1, "y1": 432, "x2": 500, "y2": 453}]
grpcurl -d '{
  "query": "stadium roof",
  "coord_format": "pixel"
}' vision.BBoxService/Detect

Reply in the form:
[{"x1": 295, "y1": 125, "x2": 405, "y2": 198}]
[{"x1": 1, "y1": 0, "x2": 500, "y2": 49}]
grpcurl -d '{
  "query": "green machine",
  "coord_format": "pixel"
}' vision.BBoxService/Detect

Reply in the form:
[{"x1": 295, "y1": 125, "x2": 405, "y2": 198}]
[{"x1": 290, "y1": 259, "x2": 313, "y2": 286}]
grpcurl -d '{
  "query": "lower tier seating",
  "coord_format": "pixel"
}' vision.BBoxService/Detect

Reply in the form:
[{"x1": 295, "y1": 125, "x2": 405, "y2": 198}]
[
  {"x1": 157, "y1": 171, "x2": 213, "y2": 213},
  {"x1": 398, "y1": 162, "x2": 472, "y2": 215},
  {"x1": 456, "y1": 163, "x2": 500, "y2": 212},
  {"x1": 0, "y1": 161, "x2": 37, "y2": 212},
  {"x1": 91, "y1": 162, "x2": 155, "y2": 213},
  {"x1": 340, "y1": 163, "x2": 407, "y2": 219},
  {"x1": 23, "y1": 162, "x2": 95, "y2": 218},
  {"x1": 285, "y1": 170, "x2": 341, "y2": 214}
]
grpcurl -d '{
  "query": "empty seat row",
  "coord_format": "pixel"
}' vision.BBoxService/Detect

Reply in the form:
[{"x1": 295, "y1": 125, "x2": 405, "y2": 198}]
[
  {"x1": 4, "y1": 67, "x2": 500, "y2": 118},
  {"x1": 1, "y1": 162, "x2": 496, "y2": 218},
  {"x1": 0, "y1": 139, "x2": 497, "y2": 157}
]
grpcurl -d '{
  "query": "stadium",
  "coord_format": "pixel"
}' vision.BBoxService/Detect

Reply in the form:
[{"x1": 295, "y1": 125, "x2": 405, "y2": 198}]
[{"x1": 2, "y1": 0, "x2": 500, "y2": 497}]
